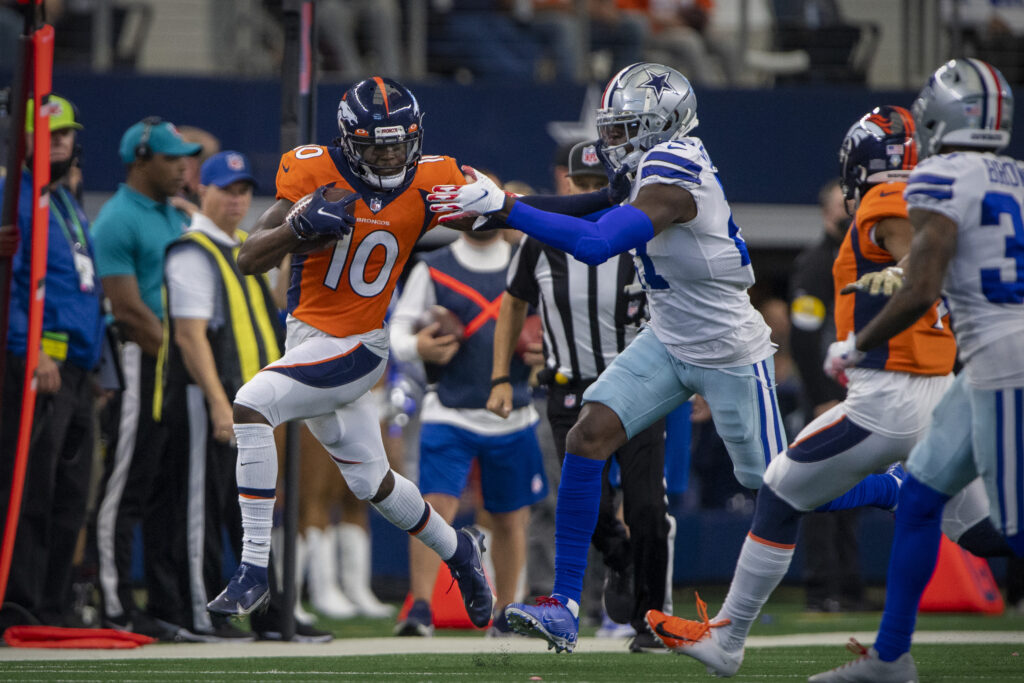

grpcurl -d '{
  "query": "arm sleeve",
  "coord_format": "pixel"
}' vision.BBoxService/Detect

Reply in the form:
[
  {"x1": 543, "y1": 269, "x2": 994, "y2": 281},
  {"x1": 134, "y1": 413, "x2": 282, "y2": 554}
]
[
  {"x1": 505, "y1": 238, "x2": 541, "y2": 306},
  {"x1": 505, "y1": 201, "x2": 653, "y2": 266},
  {"x1": 390, "y1": 260, "x2": 435, "y2": 363}
]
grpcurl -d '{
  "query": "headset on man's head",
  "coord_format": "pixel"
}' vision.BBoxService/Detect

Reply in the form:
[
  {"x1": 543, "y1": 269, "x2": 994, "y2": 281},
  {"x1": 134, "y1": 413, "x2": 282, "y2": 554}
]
[{"x1": 133, "y1": 116, "x2": 163, "y2": 160}]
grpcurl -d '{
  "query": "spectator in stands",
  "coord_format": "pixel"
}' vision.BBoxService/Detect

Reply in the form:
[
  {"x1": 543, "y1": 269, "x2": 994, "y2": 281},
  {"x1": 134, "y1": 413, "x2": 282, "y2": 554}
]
[
  {"x1": 529, "y1": 0, "x2": 649, "y2": 81},
  {"x1": 489, "y1": 140, "x2": 672, "y2": 651},
  {"x1": 788, "y1": 178, "x2": 866, "y2": 612},
  {"x1": 944, "y1": 0, "x2": 1024, "y2": 83},
  {"x1": 0, "y1": 94, "x2": 105, "y2": 630},
  {"x1": 643, "y1": 0, "x2": 738, "y2": 85},
  {"x1": 316, "y1": 0, "x2": 404, "y2": 78},
  {"x1": 427, "y1": 0, "x2": 540, "y2": 81},
  {"x1": 90, "y1": 116, "x2": 203, "y2": 640},
  {"x1": 391, "y1": 228, "x2": 548, "y2": 637}
]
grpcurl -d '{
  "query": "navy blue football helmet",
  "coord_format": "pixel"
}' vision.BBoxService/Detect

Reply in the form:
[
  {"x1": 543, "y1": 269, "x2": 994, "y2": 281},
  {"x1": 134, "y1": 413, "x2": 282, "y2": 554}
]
[
  {"x1": 337, "y1": 77, "x2": 423, "y2": 191},
  {"x1": 838, "y1": 105, "x2": 918, "y2": 201}
]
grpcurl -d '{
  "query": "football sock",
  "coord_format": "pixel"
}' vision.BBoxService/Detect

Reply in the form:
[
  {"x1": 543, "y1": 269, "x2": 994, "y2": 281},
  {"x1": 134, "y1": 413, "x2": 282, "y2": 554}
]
[
  {"x1": 956, "y1": 518, "x2": 1014, "y2": 557},
  {"x1": 235, "y1": 423, "x2": 278, "y2": 568},
  {"x1": 551, "y1": 453, "x2": 605, "y2": 605},
  {"x1": 874, "y1": 475, "x2": 948, "y2": 662},
  {"x1": 817, "y1": 472, "x2": 900, "y2": 512},
  {"x1": 372, "y1": 470, "x2": 458, "y2": 561},
  {"x1": 717, "y1": 533, "x2": 794, "y2": 653}
]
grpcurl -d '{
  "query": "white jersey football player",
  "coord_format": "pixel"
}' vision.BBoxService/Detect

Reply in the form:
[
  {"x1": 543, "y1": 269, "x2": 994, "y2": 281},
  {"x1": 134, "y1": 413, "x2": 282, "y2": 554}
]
[
  {"x1": 428, "y1": 62, "x2": 783, "y2": 652},
  {"x1": 813, "y1": 58, "x2": 1024, "y2": 682}
]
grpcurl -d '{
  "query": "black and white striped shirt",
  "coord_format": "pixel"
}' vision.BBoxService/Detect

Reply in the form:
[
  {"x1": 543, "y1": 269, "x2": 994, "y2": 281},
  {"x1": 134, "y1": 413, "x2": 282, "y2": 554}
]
[{"x1": 506, "y1": 237, "x2": 643, "y2": 382}]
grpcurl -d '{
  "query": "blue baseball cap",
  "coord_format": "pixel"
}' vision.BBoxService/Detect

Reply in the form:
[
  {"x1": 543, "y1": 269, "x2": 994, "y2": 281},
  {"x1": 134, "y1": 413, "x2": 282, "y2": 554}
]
[
  {"x1": 200, "y1": 151, "x2": 257, "y2": 189},
  {"x1": 119, "y1": 118, "x2": 202, "y2": 163}
]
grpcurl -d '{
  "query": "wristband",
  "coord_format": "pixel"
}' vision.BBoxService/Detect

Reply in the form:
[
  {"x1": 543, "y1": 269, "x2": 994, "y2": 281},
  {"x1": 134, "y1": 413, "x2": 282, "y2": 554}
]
[{"x1": 490, "y1": 376, "x2": 511, "y2": 388}]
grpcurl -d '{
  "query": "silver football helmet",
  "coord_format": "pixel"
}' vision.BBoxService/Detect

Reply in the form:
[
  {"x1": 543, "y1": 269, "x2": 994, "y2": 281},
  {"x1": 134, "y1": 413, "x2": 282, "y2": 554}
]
[
  {"x1": 912, "y1": 58, "x2": 1013, "y2": 158},
  {"x1": 596, "y1": 63, "x2": 698, "y2": 172}
]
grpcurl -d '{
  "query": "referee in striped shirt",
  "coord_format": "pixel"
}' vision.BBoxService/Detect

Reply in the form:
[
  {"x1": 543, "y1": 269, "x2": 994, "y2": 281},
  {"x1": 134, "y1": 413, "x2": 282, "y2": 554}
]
[{"x1": 488, "y1": 141, "x2": 672, "y2": 651}]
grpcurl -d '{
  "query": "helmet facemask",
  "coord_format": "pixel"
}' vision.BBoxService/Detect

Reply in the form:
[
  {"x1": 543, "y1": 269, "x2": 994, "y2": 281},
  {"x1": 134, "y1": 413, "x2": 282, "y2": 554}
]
[{"x1": 342, "y1": 130, "x2": 422, "y2": 191}]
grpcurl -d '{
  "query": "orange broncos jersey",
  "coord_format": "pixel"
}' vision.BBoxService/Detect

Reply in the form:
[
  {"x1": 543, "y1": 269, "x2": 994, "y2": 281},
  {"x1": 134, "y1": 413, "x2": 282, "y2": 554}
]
[
  {"x1": 276, "y1": 145, "x2": 464, "y2": 338},
  {"x1": 833, "y1": 182, "x2": 956, "y2": 375}
]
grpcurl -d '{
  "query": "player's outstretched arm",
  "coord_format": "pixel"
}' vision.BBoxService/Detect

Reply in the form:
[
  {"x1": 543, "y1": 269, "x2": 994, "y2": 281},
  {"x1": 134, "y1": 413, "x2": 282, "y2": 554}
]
[{"x1": 237, "y1": 198, "x2": 303, "y2": 275}]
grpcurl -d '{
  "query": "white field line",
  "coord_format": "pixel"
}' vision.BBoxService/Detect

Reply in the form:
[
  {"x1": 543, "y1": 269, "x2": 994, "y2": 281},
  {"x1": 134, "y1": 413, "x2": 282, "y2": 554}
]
[{"x1": 1, "y1": 631, "x2": 1022, "y2": 661}]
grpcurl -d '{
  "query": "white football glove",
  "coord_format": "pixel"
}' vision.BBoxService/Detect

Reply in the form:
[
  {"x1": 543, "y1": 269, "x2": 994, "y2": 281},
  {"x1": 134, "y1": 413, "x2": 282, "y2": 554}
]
[
  {"x1": 844, "y1": 267, "x2": 904, "y2": 296},
  {"x1": 823, "y1": 332, "x2": 865, "y2": 386},
  {"x1": 428, "y1": 165, "x2": 507, "y2": 224}
]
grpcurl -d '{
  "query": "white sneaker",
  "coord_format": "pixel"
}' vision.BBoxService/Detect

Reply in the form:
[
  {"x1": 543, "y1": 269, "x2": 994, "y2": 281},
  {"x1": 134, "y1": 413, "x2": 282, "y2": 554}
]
[
  {"x1": 306, "y1": 526, "x2": 358, "y2": 619},
  {"x1": 336, "y1": 523, "x2": 395, "y2": 618},
  {"x1": 808, "y1": 639, "x2": 918, "y2": 682},
  {"x1": 646, "y1": 594, "x2": 742, "y2": 677}
]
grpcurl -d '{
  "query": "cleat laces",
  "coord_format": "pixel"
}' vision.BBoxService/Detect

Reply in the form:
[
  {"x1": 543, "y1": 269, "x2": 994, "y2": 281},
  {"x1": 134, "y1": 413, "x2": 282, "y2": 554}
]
[{"x1": 672, "y1": 592, "x2": 730, "y2": 644}]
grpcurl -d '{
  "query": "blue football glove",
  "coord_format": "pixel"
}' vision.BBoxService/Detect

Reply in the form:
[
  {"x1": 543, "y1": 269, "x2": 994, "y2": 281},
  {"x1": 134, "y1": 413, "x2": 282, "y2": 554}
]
[
  {"x1": 288, "y1": 184, "x2": 360, "y2": 240},
  {"x1": 594, "y1": 140, "x2": 634, "y2": 205}
]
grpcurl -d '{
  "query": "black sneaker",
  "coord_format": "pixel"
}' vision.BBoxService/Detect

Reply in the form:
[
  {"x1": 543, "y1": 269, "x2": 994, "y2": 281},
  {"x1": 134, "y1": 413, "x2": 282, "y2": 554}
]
[
  {"x1": 255, "y1": 621, "x2": 333, "y2": 643},
  {"x1": 394, "y1": 599, "x2": 433, "y2": 637},
  {"x1": 629, "y1": 629, "x2": 667, "y2": 653},
  {"x1": 602, "y1": 562, "x2": 634, "y2": 625}
]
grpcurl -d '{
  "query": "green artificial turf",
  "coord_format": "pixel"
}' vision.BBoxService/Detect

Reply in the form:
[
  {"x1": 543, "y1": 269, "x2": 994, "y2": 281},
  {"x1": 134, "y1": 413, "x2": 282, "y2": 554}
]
[{"x1": 2, "y1": 645, "x2": 1023, "y2": 682}]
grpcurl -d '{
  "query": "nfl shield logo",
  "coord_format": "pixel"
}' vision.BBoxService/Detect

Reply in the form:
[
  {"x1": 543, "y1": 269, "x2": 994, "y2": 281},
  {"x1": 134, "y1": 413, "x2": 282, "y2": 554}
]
[
  {"x1": 564, "y1": 393, "x2": 577, "y2": 409},
  {"x1": 370, "y1": 197, "x2": 382, "y2": 212}
]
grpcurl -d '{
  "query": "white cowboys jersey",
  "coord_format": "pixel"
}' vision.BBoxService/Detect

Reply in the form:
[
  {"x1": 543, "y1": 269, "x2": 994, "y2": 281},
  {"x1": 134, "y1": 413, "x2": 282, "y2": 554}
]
[
  {"x1": 905, "y1": 152, "x2": 1024, "y2": 389},
  {"x1": 630, "y1": 138, "x2": 773, "y2": 368}
]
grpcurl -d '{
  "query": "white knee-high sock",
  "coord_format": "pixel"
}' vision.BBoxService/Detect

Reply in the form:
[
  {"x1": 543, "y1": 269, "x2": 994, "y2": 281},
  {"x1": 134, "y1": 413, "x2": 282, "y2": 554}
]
[
  {"x1": 717, "y1": 533, "x2": 794, "y2": 653},
  {"x1": 235, "y1": 423, "x2": 278, "y2": 568},
  {"x1": 371, "y1": 470, "x2": 457, "y2": 560}
]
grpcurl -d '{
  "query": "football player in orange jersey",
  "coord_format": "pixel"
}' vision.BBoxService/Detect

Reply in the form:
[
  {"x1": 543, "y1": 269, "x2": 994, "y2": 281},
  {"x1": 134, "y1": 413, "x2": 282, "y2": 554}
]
[
  {"x1": 204, "y1": 77, "x2": 502, "y2": 624},
  {"x1": 645, "y1": 105, "x2": 1008, "y2": 676}
]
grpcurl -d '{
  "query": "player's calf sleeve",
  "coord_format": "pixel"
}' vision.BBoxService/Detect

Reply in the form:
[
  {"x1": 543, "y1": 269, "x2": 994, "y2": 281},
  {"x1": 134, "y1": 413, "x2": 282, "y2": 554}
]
[
  {"x1": 718, "y1": 533, "x2": 795, "y2": 653},
  {"x1": 235, "y1": 423, "x2": 278, "y2": 568},
  {"x1": 875, "y1": 475, "x2": 949, "y2": 662},
  {"x1": 750, "y1": 485, "x2": 801, "y2": 546},
  {"x1": 955, "y1": 518, "x2": 1015, "y2": 558},
  {"x1": 371, "y1": 470, "x2": 458, "y2": 561},
  {"x1": 552, "y1": 453, "x2": 605, "y2": 605},
  {"x1": 816, "y1": 472, "x2": 900, "y2": 512}
]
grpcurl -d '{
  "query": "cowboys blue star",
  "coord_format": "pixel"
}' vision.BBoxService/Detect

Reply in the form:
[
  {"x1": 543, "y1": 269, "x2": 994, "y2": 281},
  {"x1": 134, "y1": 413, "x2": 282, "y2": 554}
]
[{"x1": 640, "y1": 70, "x2": 675, "y2": 102}]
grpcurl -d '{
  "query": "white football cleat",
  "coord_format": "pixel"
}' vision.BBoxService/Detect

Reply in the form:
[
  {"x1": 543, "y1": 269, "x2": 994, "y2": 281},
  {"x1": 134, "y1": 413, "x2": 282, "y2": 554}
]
[{"x1": 808, "y1": 638, "x2": 918, "y2": 682}]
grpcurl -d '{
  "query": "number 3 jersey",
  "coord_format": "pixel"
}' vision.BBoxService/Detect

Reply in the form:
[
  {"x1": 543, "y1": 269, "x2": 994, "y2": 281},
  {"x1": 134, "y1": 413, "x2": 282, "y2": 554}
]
[
  {"x1": 905, "y1": 152, "x2": 1024, "y2": 389},
  {"x1": 630, "y1": 138, "x2": 773, "y2": 368},
  {"x1": 275, "y1": 145, "x2": 463, "y2": 339}
]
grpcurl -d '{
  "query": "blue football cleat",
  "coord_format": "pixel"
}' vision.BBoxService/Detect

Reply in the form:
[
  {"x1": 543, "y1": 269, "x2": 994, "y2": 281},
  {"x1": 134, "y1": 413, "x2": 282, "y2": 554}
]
[
  {"x1": 505, "y1": 594, "x2": 579, "y2": 653},
  {"x1": 207, "y1": 562, "x2": 270, "y2": 616},
  {"x1": 446, "y1": 527, "x2": 493, "y2": 628}
]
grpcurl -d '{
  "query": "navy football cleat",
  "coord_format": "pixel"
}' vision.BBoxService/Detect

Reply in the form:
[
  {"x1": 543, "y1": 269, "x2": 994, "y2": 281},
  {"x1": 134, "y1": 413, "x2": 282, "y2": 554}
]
[
  {"x1": 445, "y1": 527, "x2": 493, "y2": 628},
  {"x1": 505, "y1": 594, "x2": 579, "y2": 653},
  {"x1": 207, "y1": 562, "x2": 270, "y2": 616}
]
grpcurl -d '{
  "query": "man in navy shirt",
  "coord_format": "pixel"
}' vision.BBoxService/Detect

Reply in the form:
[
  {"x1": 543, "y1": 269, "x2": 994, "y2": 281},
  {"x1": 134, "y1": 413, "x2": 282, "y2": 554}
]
[{"x1": 0, "y1": 95, "x2": 105, "y2": 629}]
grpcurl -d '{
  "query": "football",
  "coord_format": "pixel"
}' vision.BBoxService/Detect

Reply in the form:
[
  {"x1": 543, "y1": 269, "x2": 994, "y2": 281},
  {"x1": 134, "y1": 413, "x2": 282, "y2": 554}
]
[
  {"x1": 413, "y1": 305, "x2": 465, "y2": 342},
  {"x1": 516, "y1": 314, "x2": 543, "y2": 359},
  {"x1": 287, "y1": 185, "x2": 356, "y2": 254}
]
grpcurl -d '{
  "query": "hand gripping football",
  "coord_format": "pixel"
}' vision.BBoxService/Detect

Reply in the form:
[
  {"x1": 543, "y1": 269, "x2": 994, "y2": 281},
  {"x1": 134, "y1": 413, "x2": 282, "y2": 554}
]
[
  {"x1": 413, "y1": 305, "x2": 465, "y2": 342},
  {"x1": 286, "y1": 185, "x2": 357, "y2": 253}
]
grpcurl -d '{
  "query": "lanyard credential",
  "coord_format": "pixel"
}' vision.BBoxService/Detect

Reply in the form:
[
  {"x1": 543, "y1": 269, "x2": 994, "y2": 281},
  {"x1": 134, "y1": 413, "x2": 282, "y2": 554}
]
[{"x1": 49, "y1": 187, "x2": 95, "y2": 293}]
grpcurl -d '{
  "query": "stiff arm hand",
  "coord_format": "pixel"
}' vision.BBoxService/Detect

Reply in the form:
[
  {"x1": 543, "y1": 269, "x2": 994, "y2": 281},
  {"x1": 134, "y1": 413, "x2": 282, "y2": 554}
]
[
  {"x1": 428, "y1": 166, "x2": 507, "y2": 224},
  {"x1": 840, "y1": 266, "x2": 904, "y2": 296}
]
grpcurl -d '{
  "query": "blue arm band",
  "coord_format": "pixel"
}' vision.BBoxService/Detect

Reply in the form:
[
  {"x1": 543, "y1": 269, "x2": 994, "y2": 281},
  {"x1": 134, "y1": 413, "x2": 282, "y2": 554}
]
[{"x1": 506, "y1": 201, "x2": 654, "y2": 265}]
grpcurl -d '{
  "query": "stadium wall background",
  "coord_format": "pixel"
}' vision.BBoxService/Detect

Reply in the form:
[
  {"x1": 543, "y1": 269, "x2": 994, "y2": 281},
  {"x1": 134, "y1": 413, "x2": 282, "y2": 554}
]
[{"x1": 10, "y1": 71, "x2": 1024, "y2": 204}]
